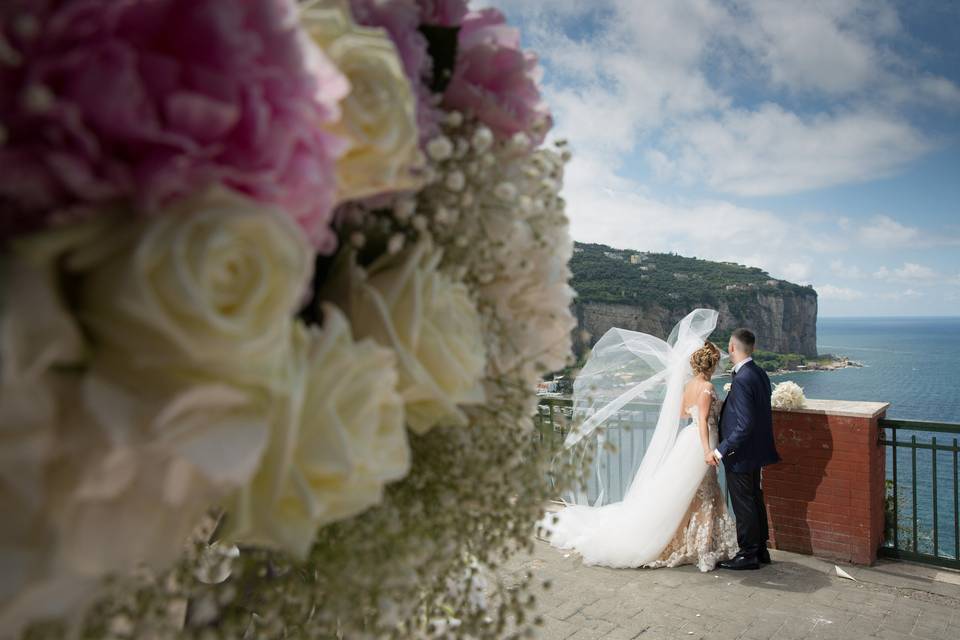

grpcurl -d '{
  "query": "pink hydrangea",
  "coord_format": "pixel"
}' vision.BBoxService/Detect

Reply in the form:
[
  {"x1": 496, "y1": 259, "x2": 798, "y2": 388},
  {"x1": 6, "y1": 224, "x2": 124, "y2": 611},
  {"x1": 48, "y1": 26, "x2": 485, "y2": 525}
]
[
  {"x1": 443, "y1": 8, "x2": 552, "y2": 145},
  {"x1": 349, "y1": 0, "x2": 441, "y2": 141},
  {"x1": 0, "y1": 0, "x2": 349, "y2": 252},
  {"x1": 416, "y1": 0, "x2": 469, "y2": 27}
]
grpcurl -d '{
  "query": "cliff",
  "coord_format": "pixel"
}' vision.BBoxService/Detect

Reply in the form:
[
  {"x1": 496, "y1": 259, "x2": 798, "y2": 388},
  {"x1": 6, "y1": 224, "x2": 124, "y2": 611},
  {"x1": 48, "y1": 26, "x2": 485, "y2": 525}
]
[{"x1": 571, "y1": 243, "x2": 819, "y2": 357}]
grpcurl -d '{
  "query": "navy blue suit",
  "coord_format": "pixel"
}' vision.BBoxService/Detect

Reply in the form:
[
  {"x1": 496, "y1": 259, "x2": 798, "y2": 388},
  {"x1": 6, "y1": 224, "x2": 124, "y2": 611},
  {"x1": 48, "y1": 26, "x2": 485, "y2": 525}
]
[{"x1": 718, "y1": 359, "x2": 781, "y2": 559}]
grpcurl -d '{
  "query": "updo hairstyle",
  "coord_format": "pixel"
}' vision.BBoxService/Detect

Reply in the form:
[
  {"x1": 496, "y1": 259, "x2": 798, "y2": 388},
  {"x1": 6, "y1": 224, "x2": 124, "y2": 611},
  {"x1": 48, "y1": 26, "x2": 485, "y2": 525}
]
[{"x1": 690, "y1": 342, "x2": 721, "y2": 376}]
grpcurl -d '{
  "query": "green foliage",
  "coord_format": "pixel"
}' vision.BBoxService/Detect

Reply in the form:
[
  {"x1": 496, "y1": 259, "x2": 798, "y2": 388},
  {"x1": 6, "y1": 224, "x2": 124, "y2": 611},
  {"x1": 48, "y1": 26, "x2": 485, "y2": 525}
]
[
  {"x1": 570, "y1": 242, "x2": 815, "y2": 311},
  {"x1": 752, "y1": 350, "x2": 805, "y2": 372}
]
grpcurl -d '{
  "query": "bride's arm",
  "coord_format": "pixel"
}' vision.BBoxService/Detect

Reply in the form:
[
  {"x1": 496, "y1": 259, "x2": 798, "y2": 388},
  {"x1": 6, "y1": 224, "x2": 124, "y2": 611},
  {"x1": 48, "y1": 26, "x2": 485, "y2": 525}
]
[{"x1": 697, "y1": 388, "x2": 713, "y2": 462}]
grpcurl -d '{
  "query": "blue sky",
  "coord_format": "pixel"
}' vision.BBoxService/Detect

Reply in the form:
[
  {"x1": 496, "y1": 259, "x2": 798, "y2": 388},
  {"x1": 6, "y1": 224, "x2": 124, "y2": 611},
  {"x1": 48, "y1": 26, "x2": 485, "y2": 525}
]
[{"x1": 482, "y1": 1, "x2": 960, "y2": 316}]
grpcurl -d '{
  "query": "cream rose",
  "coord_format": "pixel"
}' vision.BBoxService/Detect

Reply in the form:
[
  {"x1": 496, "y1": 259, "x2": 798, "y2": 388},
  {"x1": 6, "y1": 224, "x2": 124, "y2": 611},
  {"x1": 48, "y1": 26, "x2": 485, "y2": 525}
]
[
  {"x1": 325, "y1": 242, "x2": 487, "y2": 434},
  {"x1": 1, "y1": 220, "x2": 102, "y2": 380},
  {"x1": 76, "y1": 188, "x2": 313, "y2": 388},
  {"x1": 1, "y1": 222, "x2": 96, "y2": 517},
  {"x1": 0, "y1": 370, "x2": 273, "y2": 637},
  {"x1": 302, "y1": 1, "x2": 423, "y2": 202},
  {"x1": 226, "y1": 308, "x2": 409, "y2": 558},
  {"x1": 771, "y1": 380, "x2": 807, "y2": 410},
  {"x1": 0, "y1": 222, "x2": 102, "y2": 636}
]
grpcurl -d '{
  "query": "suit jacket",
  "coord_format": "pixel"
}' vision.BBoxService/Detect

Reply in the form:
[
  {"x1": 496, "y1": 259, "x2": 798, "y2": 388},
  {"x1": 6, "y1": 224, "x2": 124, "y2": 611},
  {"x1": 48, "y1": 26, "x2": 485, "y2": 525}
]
[{"x1": 718, "y1": 360, "x2": 780, "y2": 473}]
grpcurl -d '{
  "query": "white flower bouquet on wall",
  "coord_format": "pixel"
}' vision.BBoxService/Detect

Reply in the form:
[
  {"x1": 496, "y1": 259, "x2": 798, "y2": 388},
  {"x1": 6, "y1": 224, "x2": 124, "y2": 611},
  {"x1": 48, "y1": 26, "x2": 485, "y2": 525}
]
[
  {"x1": 771, "y1": 381, "x2": 808, "y2": 410},
  {"x1": 0, "y1": 1, "x2": 576, "y2": 637}
]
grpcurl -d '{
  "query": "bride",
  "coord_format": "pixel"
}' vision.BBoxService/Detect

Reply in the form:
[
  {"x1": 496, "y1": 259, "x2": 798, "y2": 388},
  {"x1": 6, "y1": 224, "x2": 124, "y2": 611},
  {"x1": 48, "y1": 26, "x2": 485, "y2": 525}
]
[{"x1": 542, "y1": 309, "x2": 737, "y2": 571}]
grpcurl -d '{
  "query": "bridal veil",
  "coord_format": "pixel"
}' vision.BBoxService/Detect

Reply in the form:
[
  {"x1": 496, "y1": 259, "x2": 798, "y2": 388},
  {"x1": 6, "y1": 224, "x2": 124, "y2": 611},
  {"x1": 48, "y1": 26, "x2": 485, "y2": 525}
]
[{"x1": 542, "y1": 309, "x2": 721, "y2": 567}]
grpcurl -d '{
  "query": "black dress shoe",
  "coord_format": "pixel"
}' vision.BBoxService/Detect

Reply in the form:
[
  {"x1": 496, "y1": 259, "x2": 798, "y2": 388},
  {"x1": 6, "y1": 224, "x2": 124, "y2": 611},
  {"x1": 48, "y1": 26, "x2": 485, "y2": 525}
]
[
  {"x1": 758, "y1": 548, "x2": 772, "y2": 564},
  {"x1": 718, "y1": 555, "x2": 760, "y2": 570}
]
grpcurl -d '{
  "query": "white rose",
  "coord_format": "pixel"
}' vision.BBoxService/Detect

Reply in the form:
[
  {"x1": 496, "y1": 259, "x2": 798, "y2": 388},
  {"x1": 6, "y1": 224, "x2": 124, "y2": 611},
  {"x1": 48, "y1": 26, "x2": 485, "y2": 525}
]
[
  {"x1": 226, "y1": 307, "x2": 409, "y2": 558},
  {"x1": 0, "y1": 373, "x2": 272, "y2": 637},
  {"x1": 771, "y1": 380, "x2": 807, "y2": 410},
  {"x1": 1, "y1": 220, "x2": 101, "y2": 379},
  {"x1": 303, "y1": 1, "x2": 423, "y2": 202},
  {"x1": 325, "y1": 242, "x2": 487, "y2": 434},
  {"x1": 75, "y1": 188, "x2": 313, "y2": 388},
  {"x1": 0, "y1": 222, "x2": 102, "y2": 636},
  {"x1": 0, "y1": 203, "x2": 301, "y2": 632},
  {"x1": 1, "y1": 223, "x2": 94, "y2": 518}
]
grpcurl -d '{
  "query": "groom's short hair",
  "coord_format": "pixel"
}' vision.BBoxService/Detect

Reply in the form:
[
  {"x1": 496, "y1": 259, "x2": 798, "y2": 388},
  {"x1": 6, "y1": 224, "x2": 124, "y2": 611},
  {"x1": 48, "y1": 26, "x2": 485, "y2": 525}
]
[{"x1": 731, "y1": 328, "x2": 756, "y2": 354}]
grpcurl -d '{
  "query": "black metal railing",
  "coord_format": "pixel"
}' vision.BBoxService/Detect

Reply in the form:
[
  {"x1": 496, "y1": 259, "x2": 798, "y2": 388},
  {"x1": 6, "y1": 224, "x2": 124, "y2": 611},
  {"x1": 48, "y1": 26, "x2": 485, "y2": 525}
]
[{"x1": 879, "y1": 418, "x2": 960, "y2": 570}]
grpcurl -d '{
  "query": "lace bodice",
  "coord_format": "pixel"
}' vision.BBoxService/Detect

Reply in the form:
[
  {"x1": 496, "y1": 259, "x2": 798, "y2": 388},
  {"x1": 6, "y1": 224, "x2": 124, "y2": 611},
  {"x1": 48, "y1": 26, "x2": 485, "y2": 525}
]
[
  {"x1": 685, "y1": 388, "x2": 721, "y2": 448},
  {"x1": 647, "y1": 388, "x2": 737, "y2": 572}
]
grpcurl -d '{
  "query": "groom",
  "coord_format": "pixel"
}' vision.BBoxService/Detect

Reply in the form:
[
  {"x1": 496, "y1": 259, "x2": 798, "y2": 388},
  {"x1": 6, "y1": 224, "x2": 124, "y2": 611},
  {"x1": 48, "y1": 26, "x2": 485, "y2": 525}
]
[{"x1": 711, "y1": 328, "x2": 780, "y2": 570}]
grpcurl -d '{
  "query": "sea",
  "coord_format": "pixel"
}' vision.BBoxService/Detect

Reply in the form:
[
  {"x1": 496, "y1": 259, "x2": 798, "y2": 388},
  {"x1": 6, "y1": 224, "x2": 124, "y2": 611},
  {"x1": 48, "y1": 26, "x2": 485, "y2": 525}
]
[
  {"x1": 772, "y1": 316, "x2": 960, "y2": 423},
  {"x1": 770, "y1": 316, "x2": 960, "y2": 561}
]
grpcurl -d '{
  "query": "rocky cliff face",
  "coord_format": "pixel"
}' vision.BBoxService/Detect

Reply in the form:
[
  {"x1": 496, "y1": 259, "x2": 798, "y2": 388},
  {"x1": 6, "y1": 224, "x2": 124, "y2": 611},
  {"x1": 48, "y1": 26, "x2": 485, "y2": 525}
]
[{"x1": 574, "y1": 290, "x2": 818, "y2": 357}]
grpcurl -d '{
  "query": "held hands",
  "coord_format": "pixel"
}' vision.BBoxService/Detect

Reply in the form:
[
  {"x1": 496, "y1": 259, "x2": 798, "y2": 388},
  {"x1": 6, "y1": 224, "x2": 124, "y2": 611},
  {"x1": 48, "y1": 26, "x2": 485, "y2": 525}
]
[{"x1": 704, "y1": 451, "x2": 719, "y2": 467}]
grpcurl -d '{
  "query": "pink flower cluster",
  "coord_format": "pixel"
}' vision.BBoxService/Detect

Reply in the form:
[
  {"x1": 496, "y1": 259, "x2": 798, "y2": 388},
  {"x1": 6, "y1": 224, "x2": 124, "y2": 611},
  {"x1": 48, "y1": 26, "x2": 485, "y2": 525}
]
[
  {"x1": 0, "y1": 0, "x2": 349, "y2": 252},
  {"x1": 444, "y1": 8, "x2": 552, "y2": 145},
  {"x1": 349, "y1": 0, "x2": 440, "y2": 141},
  {"x1": 416, "y1": 0, "x2": 469, "y2": 27},
  {"x1": 347, "y1": 1, "x2": 548, "y2": 145}
]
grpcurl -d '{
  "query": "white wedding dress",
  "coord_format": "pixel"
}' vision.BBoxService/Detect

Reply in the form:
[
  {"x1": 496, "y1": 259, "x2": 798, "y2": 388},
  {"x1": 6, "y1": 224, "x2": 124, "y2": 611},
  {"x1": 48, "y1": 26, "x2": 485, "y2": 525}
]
[
  {"x1": 542, "y1": 310, "x2": 738, "y2": 571},
  {"x1": 644, "y1": 389, "x2": 737, "y2": 571}
]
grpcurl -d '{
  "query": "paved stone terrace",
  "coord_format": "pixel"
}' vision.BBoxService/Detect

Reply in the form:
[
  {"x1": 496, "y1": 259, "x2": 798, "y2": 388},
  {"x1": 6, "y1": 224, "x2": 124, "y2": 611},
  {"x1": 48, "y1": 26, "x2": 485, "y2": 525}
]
[{"x1": 497, "y1": 540, "x2": 960, "y2": 640}]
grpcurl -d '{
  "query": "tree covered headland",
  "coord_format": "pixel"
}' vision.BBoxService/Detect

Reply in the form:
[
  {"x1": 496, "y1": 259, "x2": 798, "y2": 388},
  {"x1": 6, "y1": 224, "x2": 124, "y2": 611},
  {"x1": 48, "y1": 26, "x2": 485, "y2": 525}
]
[{"x1": 571, "y1": 242, "x2": 815, "y2": 314}]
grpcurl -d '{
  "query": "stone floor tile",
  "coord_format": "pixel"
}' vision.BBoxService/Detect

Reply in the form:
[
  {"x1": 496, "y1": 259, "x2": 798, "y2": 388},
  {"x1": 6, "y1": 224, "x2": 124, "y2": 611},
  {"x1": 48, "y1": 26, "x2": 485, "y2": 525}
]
[
  {"x1": 600, "y1": 628, "x2": 642, "y2": 640},
  {"x1": 911, "y1": 623, "x2": 957, "y2": 640},
  {"x1": 567, "y1": 629, "x2": 609, "y2": 640},
  {"x1": 770, "y1": 616, "x2": 819, "y2": 639},
  {"x1": 496, "y1": 541, "x2": 960, "y2": 640},
  {"x1": 879, "y1": 611, "x2": 921, "y2": 634},
  {"x1": 582, "y1": 598, "x2": 624, "y2": 620},
  {"x1": 551, "y1": 599, "x2": 588, "y2": 621},
  {"x1": 840, "y1": 615, "x2": 882, "y2": 637},
  {"x1": 871, "y1": 629, "x2": 914, "y2": 640},
  {"x1": 739, "y1": 615, "x2": 787, "y2": 639},
  {"x1": 535, "y1": 616, "x2": 580, "y2": 640}
]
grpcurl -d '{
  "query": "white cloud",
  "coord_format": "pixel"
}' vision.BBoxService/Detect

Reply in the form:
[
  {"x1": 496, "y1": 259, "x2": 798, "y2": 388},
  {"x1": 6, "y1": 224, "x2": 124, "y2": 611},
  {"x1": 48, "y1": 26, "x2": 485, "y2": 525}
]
[
  {"x1": 857, "y1": 215, "x2": 922, "y2": 248},
  {"x1": 781, "y1": 262, "x2": 813, "y2": 284},
  {"x1": 736, "y1": 0, "x2": 887, "y2": 95},
  {"x1": 657, "y1": 105, "x2": 931, "y2": 196},
  {"x1": 874, "y1": 263, "x2": 939, "y2": 282},
  {"x1": 559, "y1": 152, "x2": 838, "y2": 285},
  {"x1": 523, "y1": 1, "x2": 731, "y2": 172},
  {"x1": 816, "y1": 285, "x2": 866, "y2": 301},
  {"x1": 881, "y1": 288, "x2": 924, "y2": 300},
  {"x1": 490, "y1": 0, "x2": 952, "y2": 200},
  {"x1": 483, "y1": 0, "x2": 960, "y2": 315},
  {"x1": 830, "y1": 260, "x2": 865, "y2": 279}
]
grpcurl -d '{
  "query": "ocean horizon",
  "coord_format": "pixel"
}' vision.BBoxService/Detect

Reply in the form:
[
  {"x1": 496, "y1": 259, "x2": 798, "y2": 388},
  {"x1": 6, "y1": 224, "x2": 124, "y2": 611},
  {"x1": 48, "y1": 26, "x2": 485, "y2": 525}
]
[
  {"x1": 771, "y1": 315, "x2": 960, "y2": 424},
  {"x1": 771, "y1": 315, "x2": 960, "y2": 559}
]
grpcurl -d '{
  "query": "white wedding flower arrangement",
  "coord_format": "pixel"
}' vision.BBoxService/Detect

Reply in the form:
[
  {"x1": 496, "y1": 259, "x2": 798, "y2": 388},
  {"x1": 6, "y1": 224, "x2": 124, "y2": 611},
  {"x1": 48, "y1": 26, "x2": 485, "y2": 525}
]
[
  {"x1": 771, "y1": 381, "x2": 808, "y2": 410},
  {"x1": 0, "y1": 1, "x2": 577, "y2": 638}
]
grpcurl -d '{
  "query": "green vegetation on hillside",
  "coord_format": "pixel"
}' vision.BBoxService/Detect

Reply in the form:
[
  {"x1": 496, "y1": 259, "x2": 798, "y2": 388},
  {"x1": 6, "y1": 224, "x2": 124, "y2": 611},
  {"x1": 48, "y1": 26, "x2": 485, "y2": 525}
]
[
  {"x1": 571, "y1": 242, "x2": 815, "y2": 313},
  {"x1": 752, "y1": 350, "x2": 836, "y2": 373}
]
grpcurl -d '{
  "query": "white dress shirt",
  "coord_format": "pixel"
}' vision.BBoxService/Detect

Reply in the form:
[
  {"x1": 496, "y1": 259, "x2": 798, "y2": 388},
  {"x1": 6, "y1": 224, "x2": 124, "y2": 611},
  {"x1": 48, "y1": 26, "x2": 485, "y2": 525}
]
[{"x1": 713, "y1": 357, "x2": 753, "y2": 461}]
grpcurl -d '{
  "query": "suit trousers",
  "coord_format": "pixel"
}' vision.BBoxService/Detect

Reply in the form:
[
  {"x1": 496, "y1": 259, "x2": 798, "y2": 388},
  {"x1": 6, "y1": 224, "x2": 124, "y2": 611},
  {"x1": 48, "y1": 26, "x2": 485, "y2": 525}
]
[{"x1": 725, "y1": 467, "x2": 769, "y2": 559}]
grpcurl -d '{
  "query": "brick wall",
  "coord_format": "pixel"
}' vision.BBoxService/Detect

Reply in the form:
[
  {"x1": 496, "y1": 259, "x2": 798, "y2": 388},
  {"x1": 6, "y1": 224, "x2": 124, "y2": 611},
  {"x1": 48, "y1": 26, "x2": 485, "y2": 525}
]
[{"x1": 762, "y1": 400, "x2": 889, "y2": 565}]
